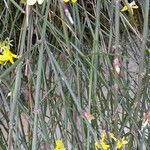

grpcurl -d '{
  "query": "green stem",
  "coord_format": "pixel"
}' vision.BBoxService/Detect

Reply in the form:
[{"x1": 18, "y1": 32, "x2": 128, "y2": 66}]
[
  {"x1": 7, "y1": 18, "x2": 27, "y2": 150},
  {"x1": 113, "y1": 0, "x2": 120, "y2": 135},
  {"x1": 31, "y1": 1, "x2": 51, "y2": 149},
  {"x1": 87, "y1": 1, "x2": 101, "y2": 149},
  {"x1": 134, "y1": 0, "x2": 149, "y2": 117}
]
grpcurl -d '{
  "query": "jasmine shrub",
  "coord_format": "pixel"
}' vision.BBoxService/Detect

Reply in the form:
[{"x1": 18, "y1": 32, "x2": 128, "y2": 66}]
[{"x1": 0, "y1": 0, "x2": 150, "y2": 149}]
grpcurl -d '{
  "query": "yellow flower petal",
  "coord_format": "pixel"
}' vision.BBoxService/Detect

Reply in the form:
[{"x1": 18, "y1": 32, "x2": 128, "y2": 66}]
[
  {"x1": 63, "y1": 0, "x2": 77, "y2": 3},
  {"x1": 27, "y1": 0, "x2": 37, "y2": 5},
  {"x1": 0, "y1": 48, "x2": 17, "y2": 64},
  {"x1": 71, "y1": 0, "x2": 77, "y2": 3},
  {"x1": 95, "y1": 142, "x2": 101, "y2": 149},
  {"x1": 130, "y1": 1, "x2": 138, "y2": 8},
  {"x1": 63, "y1": 0, "x2": 69, "y2": 2},
  {"x1": 109, "y1": 132, "x2": 117, "y2": 141},
  {"x1": 95, "y1": 131, "x2": 110, "y2": 150},
  {"x1": 37, "y1": 0, "x2": 44, "y2": 5},
  {"x1": 100, "y1": 140, "x2": 110, "y2": 150},
  {"x1": 95, "y1": 141, "x2": 110, "y2": 150},
  {"x1": 54, "y1": 140, "x2": 66, "y2": 150},
  {"x1": 121, "y1": 0, "x2": 138, "y2": 15},
  {"x1": 116, "y1": 137, "x2": 128, "y2": 149},
  {"x1": 121, "y1": 6, "x2": 128, "y2": 12}
]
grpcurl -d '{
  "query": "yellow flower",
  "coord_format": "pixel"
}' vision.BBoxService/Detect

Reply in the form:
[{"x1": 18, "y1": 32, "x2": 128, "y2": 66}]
[
  {"x1": 95, "y1": 131, "x2": 128, "y2": 149},
  {"x1": 95, "y1": 141, "x2": 109, "y2": 150},
  {"x1": 109, "y1": 132, "x2": 128, "y2": 149},
  {"x1": 116, "y1": 137, "x2": 128, "y2": 149},
  {"x1": 95, "y1": 131, "x2": 110, "y2": 150},
  {"x1": 95, "y1": 140, "x2": 110, "y2": 150},
  {"x1": 54, "y1": 140, "x2": 66, "y2": 150},
  {"x1": 95, "y1": 142, "x2": 100, "y2": 149},
  {"x1": 0, "y1": 38, "x2": 18, "y2": 64},
  {"x1": 121, "y1": 1, "x2": 138, "y2": 15},
  {"x1": 63, "y1": 0, "x2": 77, "y2": 3},
  {"x1": 0, "y1": 47, "x2": 17, "y2": 64},
  {"x1": 109, "y1": 132, "x2": 117, "y2": 141},
  {"x1": 27, "y1": 0, "x2": 44, "y2": 5}
]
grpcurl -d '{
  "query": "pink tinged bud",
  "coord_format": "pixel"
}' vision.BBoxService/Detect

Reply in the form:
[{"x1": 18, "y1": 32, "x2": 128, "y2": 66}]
[{"x1": 113, "y1": 57, "x2": 121, "y2": 75}]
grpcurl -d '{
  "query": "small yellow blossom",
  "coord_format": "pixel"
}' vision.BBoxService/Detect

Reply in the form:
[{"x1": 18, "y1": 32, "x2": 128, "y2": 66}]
[
  {"x1": 109, "y1": 132, "x2": 128, "y2": 149},
  {"x1": 95, "y1": 131, "x2": 128, "y2": 150},
  {"x1": 95, "y1": 131, "x2": 110, "y2": 150},
  {"x1": 95, "y1": 140, "x2": 110, "y2": 150},
  {"x1": 0, "y1": 47, "x2": 17, "y2": 64},
  {"x1": 27, "y1": 0, "x2": 44, "y2": 5},
  {"x1": 121, "y1": 1, "x2": 138, "y2": 15},
  {"x1": 63, "y1": 0, "x2": 77, "y2": 3},
  {"x1": 109, "y1": 132, "x2": 117, "y2": 141},
  {"x1": 54, "y1": 140, "x2": 66, "y2": 150},
  {"x1": 0, "y1": 38, "x2": 17, "y2": 64},
  {"x1": 116, "y1": 137, "x2": 128, "y2": 149},
  {"x1": 95, "y1": 142, "x2": 100, "y2": 149}
]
